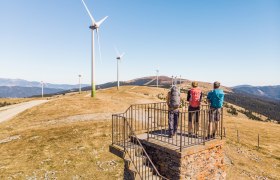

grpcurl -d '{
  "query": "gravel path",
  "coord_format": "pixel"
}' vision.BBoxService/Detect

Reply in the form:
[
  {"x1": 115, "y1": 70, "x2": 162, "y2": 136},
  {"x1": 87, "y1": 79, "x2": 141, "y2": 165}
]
[{"x1": 0, "y1": 100, "x2": 48, "y2": 123}]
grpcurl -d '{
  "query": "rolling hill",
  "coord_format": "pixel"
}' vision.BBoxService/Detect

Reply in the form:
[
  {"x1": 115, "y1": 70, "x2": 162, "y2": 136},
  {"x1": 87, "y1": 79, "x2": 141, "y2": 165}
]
[
  {"x1": 0, "y1": 86, "x2": 279, "y2": 179},
  {"x1": 1, "y1": 76, "x2": 279, "y2": 122},
  {"x1": 0, "y1": 86, "x2": 64, "y2": 98},
  {"x1": 0, "y1": 78, "x2": 89, "y2": 90},
  {"x1": 0, "y1": 78, "x2": 89, "y2": 98},
  {"x1": 233, "y1": 85, "x2": 280, "y2": 101}
]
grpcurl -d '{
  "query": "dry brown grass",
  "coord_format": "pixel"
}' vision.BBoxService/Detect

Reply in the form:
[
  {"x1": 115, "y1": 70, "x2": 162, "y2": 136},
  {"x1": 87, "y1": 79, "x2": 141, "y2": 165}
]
[
  {"x1": 0, "y1": 86, "x2": 279, "y2": 179},
  {"x1": 223, "y1": 109, "x2": 280, "y2": 180},
  {"x1": 0, "y1": 98, "x2": 36, "y2": 106},
  {"x1": 0, "y1": 86, "x2": 165, "y2": 179}
]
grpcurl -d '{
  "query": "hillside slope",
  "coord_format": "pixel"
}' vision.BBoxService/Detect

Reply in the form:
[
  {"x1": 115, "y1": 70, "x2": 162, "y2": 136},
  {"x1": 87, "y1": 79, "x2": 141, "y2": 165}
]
[
  {"x1": 233, "y1": 85, "x2": 280, "y2": 101},
  {"x1": 0, "y1": 86, "x2": 279, "y2": 179},
  {"x1": 0, "y1": 78, "x2": 89, "y2": 90},
  {"x1": 0, "y1": 86, "x2": 64, "y2": 98}
]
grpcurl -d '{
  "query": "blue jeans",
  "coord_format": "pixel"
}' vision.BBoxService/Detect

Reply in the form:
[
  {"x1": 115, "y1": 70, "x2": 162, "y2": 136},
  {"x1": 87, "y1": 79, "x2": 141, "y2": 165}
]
[{"x1": 168, "y1": 109, "x2": 179, "y2": 135}]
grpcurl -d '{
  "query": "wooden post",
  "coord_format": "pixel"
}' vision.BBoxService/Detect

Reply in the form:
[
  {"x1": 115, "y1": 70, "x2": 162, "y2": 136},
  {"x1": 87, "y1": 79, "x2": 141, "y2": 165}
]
[
  {"x1": 237, "y1": 130, "x2": 239, "y2": 143},
  {"x1": 258, "y1": 134, "x2": 260, "y2": 150},
  {"x1": 223, "y1": 127, "x2": 226, "y2": 138}
]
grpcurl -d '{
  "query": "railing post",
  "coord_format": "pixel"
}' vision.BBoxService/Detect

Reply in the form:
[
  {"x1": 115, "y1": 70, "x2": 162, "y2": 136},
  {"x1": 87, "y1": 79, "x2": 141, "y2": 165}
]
[
  {"x1": 130, "y1": 106, "x2": 133, "y2": 132},
  {"x1": 180, "y1": 112, "x2": 183, "y2": 152},
  {"x1": 221, "y1": 108, "x2": 223, "y2": 140},
  {"x1": 112, "y1": 115, "x2": 114, "y2": 145},
  {"x1": 203, "y1": 110, "x2": 206, "y2": 145},
  {"x1": 147, "y1": 107, "x2": 150, "y2": 141},
  {"x1": 123, "y1": 117, "x2": 126, "y2": 152}
]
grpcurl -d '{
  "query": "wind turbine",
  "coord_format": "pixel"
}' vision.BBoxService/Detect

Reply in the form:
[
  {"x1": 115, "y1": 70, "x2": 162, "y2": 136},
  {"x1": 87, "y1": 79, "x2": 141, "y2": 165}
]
[
  {"x1": 41, "y1": 81, "x2": 45, "y2": 98},
  {"x1": 81, "y1": 0, "x2": 108, "y2": 97},
  {"x1": 156, "y1": 69, "x2": 159, "y2": 88},
  {"x1": 78, "y1": 74, "x2": 82, "y2": 94},
  {"x1": 115, "y1": 48, "x2": 125, "y2": 90}
]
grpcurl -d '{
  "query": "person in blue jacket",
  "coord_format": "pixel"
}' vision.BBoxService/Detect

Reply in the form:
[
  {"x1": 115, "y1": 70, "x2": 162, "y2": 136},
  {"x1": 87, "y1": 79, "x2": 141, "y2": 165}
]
[{"x1": 207, "y1": 81, "x2": 224, "y2": 138}]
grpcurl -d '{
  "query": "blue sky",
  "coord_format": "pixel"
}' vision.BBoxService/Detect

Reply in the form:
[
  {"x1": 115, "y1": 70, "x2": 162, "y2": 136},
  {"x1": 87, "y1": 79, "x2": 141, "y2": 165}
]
[{"x1": 0, "y1": 0, "x2": 279, "y2": 86}]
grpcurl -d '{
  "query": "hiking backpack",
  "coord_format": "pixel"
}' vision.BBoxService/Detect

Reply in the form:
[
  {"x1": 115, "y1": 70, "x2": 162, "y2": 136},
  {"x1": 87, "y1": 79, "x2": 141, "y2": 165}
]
[
  {"x1": 210, "y1": 90, "x2": 224, "y2": 108},
  {"x1": 189, "y1": 88, "x2": 201, "y2": 108},
  {"x1": 169, "y1": 86, "x2": 180, "y2": 108}
]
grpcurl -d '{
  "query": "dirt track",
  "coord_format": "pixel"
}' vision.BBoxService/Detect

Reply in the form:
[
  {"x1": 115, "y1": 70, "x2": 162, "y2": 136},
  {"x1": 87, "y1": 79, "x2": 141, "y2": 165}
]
[{"x1": 0, "y1": 100, "x2": 48, "y2": 123}]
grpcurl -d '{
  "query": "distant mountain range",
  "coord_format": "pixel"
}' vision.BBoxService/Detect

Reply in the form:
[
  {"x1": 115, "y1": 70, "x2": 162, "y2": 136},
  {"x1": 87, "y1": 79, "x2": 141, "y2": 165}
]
[
  {"x1": 84, "y1": 76, "x2": 175, "y2": 90},
  {"x1": 0, "y1": 78, "x2": 89, "y2": 98},
  {"x1": 233, "y1": 85, "x2": 280, "y2": 101},
  {"x1": 0, "y1": 86, "x2": 64, "y2": 98},
  {"x1": 0, "y1": 78, "x2": 89, "y2": 90},
  {"x1": 1, "y1": 77, "x2": 280, "y2": 121}
]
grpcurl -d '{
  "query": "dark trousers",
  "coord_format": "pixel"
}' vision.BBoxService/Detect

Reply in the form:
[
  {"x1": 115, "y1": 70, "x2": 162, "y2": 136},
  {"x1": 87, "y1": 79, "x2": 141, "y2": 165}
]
[
  {"x1": 188, "y1": 106, "x2": 200, "y2": 122},
  {"x1": 168, "y1": 109, "x2": 179, "y2": 135},
  {"x1": 188, "y1": 106, "x2": 200, "y2": 134}
]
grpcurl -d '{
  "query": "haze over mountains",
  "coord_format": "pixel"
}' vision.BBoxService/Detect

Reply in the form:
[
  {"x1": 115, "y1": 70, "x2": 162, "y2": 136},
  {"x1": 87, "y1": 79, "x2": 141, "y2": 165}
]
[
  {"x1": 233, "y1": 85, "x2": 280, "y2": 101},
  {"x1": 0, "y1": 78, "x2": 89, "y2": 90},
  {"x1": 1, "y1": 77, "x2": 280, "y2": 101},
  {"x1": 1, "y1": 76, "x2": 280, "y2": 121},
  {"x1": 0, "y1": 78, "x2": 89, "y2": 98}
]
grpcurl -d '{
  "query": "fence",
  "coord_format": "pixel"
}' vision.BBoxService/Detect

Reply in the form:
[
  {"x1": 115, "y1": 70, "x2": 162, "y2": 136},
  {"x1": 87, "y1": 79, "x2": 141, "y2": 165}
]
[
  {"x1": 112, "y1": 113, "x2": 168, "y2": 179},
  {"x1": 147, "y1": 105, "x2": 223, "y2": 151},
  {"x1": 112, "y1": 102, "x2": 224, "y2": 152}
]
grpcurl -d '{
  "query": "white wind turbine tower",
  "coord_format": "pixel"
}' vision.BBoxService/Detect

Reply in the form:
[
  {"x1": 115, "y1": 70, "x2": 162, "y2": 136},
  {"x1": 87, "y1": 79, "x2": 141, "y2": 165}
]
[
  {"x1": 81, "y1": 0, "x2": 108, "y2": 97},
  {"x1": 115, "y1": 48, "x2": 125, "y2": 90},
  {"x1": 40, "y1": 81, "x2": 45, "y2": 98},
  {"x1": 156, "y1": 69, "x2": 159, "y2": 88},
  {"x1": 78, "y1": 74, "x2": 82, "y2": 94}
]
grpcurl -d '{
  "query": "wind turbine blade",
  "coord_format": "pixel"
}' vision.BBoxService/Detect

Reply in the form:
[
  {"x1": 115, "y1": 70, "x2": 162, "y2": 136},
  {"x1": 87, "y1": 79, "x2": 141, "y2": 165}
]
[
  {"x1": 96, "y1": 16, "x2": 108, "y2": 27},
  {"x1": 114, "y1": 47, "x2": 120, "y2": 56},
  {"x1": 120, "y1": 52, "x2": 125, "y2": 58},
  {"x1": 81, "y1": 0, "x2": 95, "y2": 23},
  {"x1": 96, "y1": 29, "x2": 102, "y2": 63}
]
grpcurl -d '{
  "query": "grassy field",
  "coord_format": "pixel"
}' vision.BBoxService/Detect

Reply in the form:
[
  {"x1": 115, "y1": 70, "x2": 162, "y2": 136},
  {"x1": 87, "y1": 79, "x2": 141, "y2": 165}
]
[
  {"x1": 223, "y1": 108, "x2": 280, "y2": 180},
  {"x1": 0, "y1": 86, "x2": 165, "y2": 179},
  {"x1": 0, "y1": 86, "x2": 279, "y2": 179},
  {"x1": 0, "y1": 98, "x2": 36, "y2": 108}
]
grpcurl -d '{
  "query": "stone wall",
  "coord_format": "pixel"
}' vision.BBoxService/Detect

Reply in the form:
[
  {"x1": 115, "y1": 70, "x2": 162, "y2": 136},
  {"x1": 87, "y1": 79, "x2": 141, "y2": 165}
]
[{"x1": 141, "y1": 139, "x2": 226, "y2": 180}]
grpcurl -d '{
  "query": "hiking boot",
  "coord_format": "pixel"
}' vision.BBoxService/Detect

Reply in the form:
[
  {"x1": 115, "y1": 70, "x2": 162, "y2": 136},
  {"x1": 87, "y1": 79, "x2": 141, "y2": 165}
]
[{"x1": 212, "y1": 133, "x2": 216, "y2": 138}]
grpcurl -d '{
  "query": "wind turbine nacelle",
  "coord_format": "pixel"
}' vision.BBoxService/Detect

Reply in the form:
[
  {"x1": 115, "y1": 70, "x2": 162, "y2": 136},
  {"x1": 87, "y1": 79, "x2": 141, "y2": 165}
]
[
  {"x1": 89, "y1": 25, "x2": 98, "y2": 30},
  {"x1": 116, "y1": 57, "x2": 121, "y2": 60}
]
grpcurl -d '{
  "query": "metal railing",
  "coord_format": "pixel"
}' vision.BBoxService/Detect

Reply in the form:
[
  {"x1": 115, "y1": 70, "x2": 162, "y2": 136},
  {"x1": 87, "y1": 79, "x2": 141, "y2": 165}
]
[
  {"x1": 112, "y1": 114, "x2": 167, "y2": 180},
  {"x1": 112, "y1": 102, "x2": 223, "y2": 152},
  {"x1": 112, "y1": 102, "x2": 223, "y2": 179},
  {"x1": 147, "y1": 107, "x2": 223, "y2": 151}
]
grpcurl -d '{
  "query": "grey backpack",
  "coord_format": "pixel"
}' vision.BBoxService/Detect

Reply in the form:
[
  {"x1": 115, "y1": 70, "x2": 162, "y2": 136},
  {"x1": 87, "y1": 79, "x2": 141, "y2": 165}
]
[{"x1": 169, "y1": 86, "x2": 180, "y2": 108}]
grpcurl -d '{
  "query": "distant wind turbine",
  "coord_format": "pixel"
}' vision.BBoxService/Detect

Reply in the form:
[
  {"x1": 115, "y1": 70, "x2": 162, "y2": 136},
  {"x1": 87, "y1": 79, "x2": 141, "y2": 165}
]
[
  {"x1": 115, "y1": 48, "x2": 125, "y2": 90},
  {"x1": 81, "y1": 0, "x2": 108, "y2": 97},
  {"x1": 78, "y1": 74, "x2": 82, "y2": 94},
  {"x1": 41, "y1": 81, "x2": 45, "y2": 98},
  {"x1": 156, "y1": 69, "x2": 159, "y2": 88}
]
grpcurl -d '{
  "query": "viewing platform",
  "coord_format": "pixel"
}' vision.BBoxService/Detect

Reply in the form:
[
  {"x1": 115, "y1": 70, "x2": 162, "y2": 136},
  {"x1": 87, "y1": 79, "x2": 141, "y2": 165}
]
[{"x1": 110, "y1": 102, "x2": 226, "y2": 180}]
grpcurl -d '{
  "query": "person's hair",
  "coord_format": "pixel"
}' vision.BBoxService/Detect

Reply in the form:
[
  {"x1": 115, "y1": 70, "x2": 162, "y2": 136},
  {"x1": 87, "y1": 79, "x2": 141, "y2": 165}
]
[
  {"x1": 192, "y1": 81, "x2": 198, "y2": 87},
  {"x1": 214, "y1": 81, "x2": 220, "y2": 89}
]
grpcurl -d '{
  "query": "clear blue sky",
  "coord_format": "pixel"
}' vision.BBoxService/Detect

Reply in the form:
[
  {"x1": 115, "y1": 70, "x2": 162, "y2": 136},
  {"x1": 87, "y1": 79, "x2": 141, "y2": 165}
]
[{"x1": 0, "y1": 0, "x2": 279, "y2": 86}]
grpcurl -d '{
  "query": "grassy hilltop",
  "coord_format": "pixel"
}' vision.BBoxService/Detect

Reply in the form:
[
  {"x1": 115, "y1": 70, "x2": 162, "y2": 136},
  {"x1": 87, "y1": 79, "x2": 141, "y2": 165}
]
[{"x1": 0, "y1": 86, "x2": 279, "y2": 179}]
